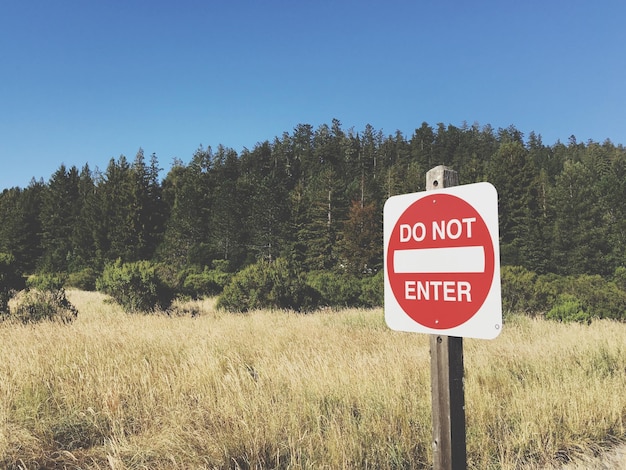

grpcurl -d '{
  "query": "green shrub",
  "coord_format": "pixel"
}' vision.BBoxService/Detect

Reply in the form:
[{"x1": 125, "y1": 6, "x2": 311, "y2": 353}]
[
  {"x1": 566, "y1": 274, "x2": 626, "y2": 320},
  {"x1": 359, "y1": 271, "x2": 384, "y2": 307},
  {"x1": 3, "y1": 270, "x2": 77, "y2": 324},
  {"x1": 96, "y1": 259, "x2": 175, "y2": 313},
  {"x1": 181, "y1": 263, "x2": 232, "y2": 299},
  {"x1": 500, "y1": 266, "x2": 542, "y2": 314},
  {"x1": 546, "y1": 294, "x2": 591, "y2": 324},
  {"x1": 217, "y1": 258, "x2": 316, "y2": 312},
  {"x1": 306, "y1": 271, "x2": 362, "y2": 308},
  {"x1": 499, "y1": 267, "x2": 626, "y2": 321},
  {"x1": 154, "y1": 262, "x2": 179, "y2": 297},
  {"x1": 66, "y1": 268, "x2": 98, "y2": 291},
  {"x1": 9, "y1": 288, "x2": 78, "y2": 324},
  {"x1": 26, "y1": 273, "x2": 66, "y2": 292},
  {"x1": 614, "y1": 266, "x2": 626, "y2": 292},
  {"x1": 532, "y1": 273, "x2": 563, "y2": 313},
  {"x1": 0, "y1": 253, "x2": 23, "y2": 315}
]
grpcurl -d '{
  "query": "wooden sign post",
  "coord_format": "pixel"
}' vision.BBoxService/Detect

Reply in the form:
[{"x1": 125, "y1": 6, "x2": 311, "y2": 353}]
[
  {"x1": 384, "y1": 165, "x2": 502, "y2": 469},
  {"x1": 426, "y1": 166, "x2": 466, "y2": 470}
]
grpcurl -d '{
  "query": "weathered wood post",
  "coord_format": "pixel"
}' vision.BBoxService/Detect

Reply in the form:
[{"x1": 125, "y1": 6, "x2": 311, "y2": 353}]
[
  {"x1": 385, "y1": 165, "x2": 500, "y2": 468},
  {"x1": 426, "y1": 165, "x2": 467, "y2": 470}
]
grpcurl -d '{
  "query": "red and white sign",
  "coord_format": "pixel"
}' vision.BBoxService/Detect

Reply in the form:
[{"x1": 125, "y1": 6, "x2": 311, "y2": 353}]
[{"x1": 384, "y1": 182, "x2": 501, "y2": 339}]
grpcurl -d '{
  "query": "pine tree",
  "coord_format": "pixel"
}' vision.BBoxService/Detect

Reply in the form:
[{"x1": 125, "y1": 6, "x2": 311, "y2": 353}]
[
  {"x1": 336, "y1": 200, "x2": 381, "y2": 274},
  {"x1": 602, "y1": 148, "x2": 626, "y2": 269},
  {"x1": 550, "y1": 160, "x2": 609, "y2": 275},
  {"x1": 486, "y1": 141, "x2": 537, "y2": 266},
  {"x1": 210, "y1": 146, "x2": 244, "y2": 264},
  {"x1": 0, "y1": 182, "x2": 44, "y2": 273},
  {"x1": 39, "y1": 165, "x2": 81, "y2": 272},
  {"x1": 129, "y1": 149, "x2": 165, "y2": 261},
  {"x1": 157, "y1": 147, "x2": 214, "y2": 268},
  {"x1": 70, "y1": 164, "x2": 97, "y2": 271},
  {"x1": 93, "y1": 156, "x2": 138, "y2": 263},
  {"x1": 239, "y1": 142, "x2": 291, "y2": 263}
]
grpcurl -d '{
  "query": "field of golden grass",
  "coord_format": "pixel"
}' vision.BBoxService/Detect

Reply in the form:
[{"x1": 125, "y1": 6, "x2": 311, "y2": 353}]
[{"x1": 1, "y1": 290, "x2": 625, "y2": 469}]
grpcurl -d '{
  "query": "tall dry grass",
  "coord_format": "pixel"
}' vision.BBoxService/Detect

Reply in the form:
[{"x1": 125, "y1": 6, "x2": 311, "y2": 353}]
[{"x1": 1, "y1": 290, "x2": 624, "y2": 469}]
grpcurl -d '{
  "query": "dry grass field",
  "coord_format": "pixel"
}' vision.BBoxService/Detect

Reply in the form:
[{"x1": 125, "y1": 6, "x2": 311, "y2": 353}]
[{"x1": 1, "y1": 290, "x2": 625, "y2": 469}]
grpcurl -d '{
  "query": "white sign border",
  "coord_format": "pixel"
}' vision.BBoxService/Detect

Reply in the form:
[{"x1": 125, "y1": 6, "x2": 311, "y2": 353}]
[{"x1": 383, "y1": 182, "x2": 502, "y2": 340}]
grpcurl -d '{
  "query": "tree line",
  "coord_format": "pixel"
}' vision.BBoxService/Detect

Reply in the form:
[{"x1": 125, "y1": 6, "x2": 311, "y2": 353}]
[{"x1": 1, "y1": 119, "x2": 625, "y2": 287}]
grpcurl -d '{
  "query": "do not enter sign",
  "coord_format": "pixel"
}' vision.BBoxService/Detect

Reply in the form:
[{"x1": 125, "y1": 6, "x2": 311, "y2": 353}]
[{"x1": 384, "y1": 182, "x2": 502, "y2": 339}]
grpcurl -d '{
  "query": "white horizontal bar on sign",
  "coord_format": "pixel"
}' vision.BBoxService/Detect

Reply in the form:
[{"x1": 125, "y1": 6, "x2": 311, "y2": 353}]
[{"x1": 393, "y1": 246, "x2": 485, "y2": 274}]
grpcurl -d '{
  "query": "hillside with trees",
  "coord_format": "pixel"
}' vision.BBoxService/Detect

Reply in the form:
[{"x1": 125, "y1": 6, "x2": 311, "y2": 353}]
[{"x1": 1, "y1": 120, "x2": 625, "y2": 316}]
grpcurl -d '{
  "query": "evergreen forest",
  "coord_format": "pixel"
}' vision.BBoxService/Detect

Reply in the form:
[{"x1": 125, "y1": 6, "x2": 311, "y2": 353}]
[{"x1": 1, "y1": 120, "x2": 626, "y2": 316}]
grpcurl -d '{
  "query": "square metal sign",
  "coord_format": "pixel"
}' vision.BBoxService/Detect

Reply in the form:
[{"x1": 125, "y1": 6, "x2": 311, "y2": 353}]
[{"x1": 384, "y1": 182, "x2": 502, "y2": 339}]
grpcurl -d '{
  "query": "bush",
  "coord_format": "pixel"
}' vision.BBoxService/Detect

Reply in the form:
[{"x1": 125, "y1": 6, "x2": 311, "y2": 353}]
[
  {"x1": 217, "y1": 258, "x2": 317, "y2": 312},
  {"x1": 0, "y1": 253, "x2": 23, "y2": 315},
  {"x1": 306, "y1": 271, "x2": 362, "y2": 308},
  {"x1": 500, "y1": 266, "x2": 543, "y2": 314},
  {"x1": 96, "y1": 260, "x2": 175, "y2": 313},
  {"x1": 532, "y1": 273, "x2": 562, "y2": 313},
  {"x1": 566, "y1": 274, "x2": 626, "y2": 320},
  {"x1": 66, "y1": 268, "x2": 98, "y2": 291},
  {"x1": 180, "y1": 263, "x2": 232, "y2": 299},
  {"x1": 500, "y1": 267, "x2": 626, "y2": 321},
  {"x1": 2, "y1": 271, "x2": 77, "y2": 324},
  {"x1": 8, "y1": 288, "x2": 78, "y2": 324},
  {"x1": 26, "y1": 273, "x2": 66, "y2": 292},
  {"x1": 546, "y1": 294, "x2": 591, "y2": 324},
  {"x1": 614, "y1": 266, "x2": 626, "y2": 292},
  {"x1": 359, "y1": 271, "x2": 384, "y2": 307}
]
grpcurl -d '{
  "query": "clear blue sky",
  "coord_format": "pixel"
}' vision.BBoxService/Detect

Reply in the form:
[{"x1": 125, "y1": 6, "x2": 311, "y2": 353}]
[{"x1": 2, "y1": 1, "x2": 625, "y2": 190}]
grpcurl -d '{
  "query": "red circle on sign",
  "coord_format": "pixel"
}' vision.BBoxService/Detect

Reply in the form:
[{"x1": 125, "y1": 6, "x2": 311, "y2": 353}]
[{"x1": 387, "y1": 193, "x2": 495, "y2": 329}]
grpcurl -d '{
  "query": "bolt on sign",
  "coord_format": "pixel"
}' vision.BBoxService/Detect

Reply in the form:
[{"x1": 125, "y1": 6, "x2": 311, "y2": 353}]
[{"x1": 384, "y1": 182, "x2": 502, "y2": 339}]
